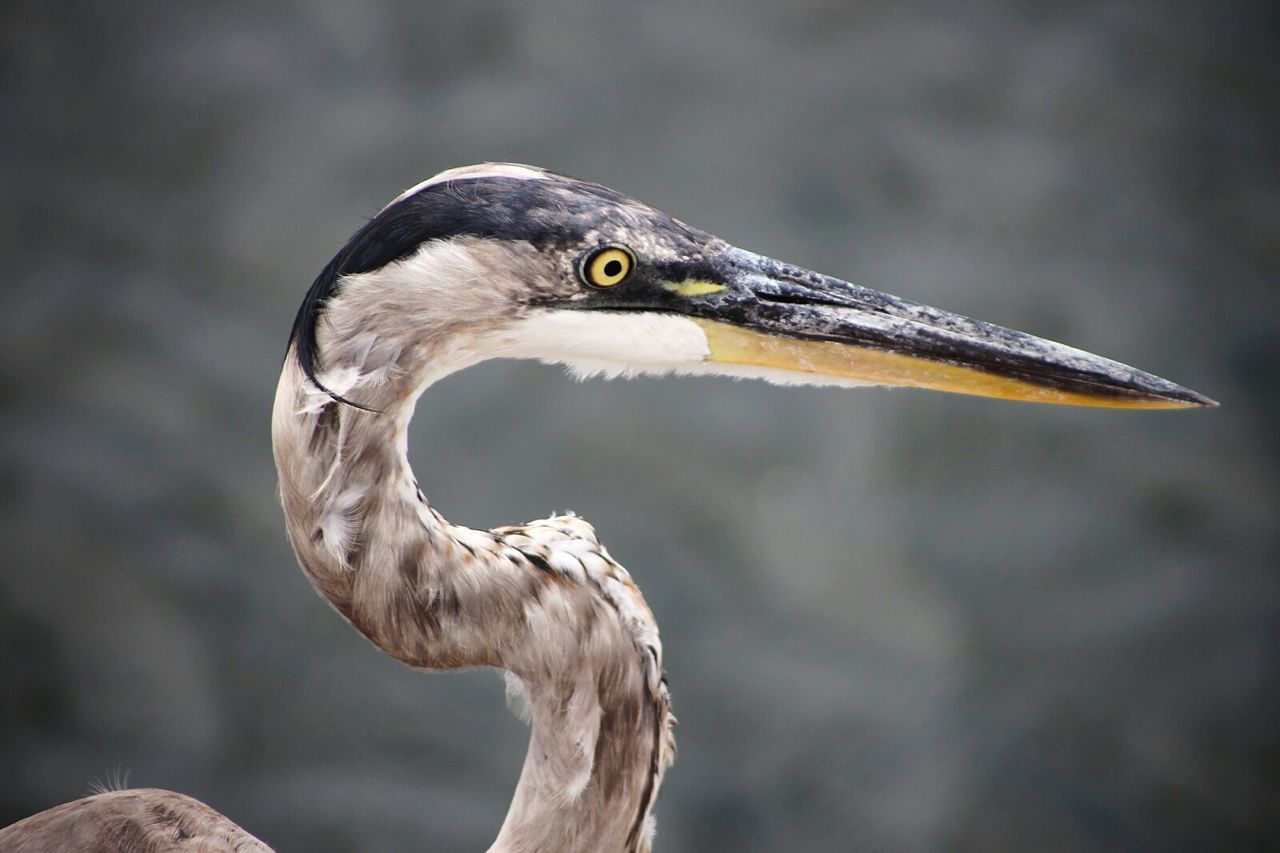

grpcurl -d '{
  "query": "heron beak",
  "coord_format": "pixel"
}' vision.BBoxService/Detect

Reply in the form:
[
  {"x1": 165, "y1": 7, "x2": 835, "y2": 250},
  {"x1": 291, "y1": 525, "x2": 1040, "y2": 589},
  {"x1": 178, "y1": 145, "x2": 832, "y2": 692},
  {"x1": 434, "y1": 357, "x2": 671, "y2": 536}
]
[{"x1": 684, "y1": 249, "x2": 1216, "y2": 409}]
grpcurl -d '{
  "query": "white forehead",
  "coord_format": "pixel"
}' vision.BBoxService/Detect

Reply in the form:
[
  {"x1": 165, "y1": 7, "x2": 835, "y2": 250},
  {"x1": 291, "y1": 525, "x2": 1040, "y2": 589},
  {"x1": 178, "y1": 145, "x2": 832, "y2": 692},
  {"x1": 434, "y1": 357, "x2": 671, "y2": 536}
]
[{"x1": 380, "y1": 163, "x2": 552, "y2": 212}]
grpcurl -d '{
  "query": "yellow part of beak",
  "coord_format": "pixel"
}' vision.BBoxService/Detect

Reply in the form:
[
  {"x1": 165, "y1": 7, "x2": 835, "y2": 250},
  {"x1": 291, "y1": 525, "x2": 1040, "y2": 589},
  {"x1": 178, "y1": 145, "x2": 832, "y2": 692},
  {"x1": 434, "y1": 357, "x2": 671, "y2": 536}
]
[{"x1": 694, "y1": 319, "x2": 1202, "y2": 410}]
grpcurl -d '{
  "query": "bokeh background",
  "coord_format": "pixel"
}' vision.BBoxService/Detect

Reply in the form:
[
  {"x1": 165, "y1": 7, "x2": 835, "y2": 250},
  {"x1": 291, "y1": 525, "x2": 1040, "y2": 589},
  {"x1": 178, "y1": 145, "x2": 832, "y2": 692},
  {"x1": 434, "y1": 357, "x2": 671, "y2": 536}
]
[{"x1": 3, "y1": 2, "x2": 1276, "y2": 850}]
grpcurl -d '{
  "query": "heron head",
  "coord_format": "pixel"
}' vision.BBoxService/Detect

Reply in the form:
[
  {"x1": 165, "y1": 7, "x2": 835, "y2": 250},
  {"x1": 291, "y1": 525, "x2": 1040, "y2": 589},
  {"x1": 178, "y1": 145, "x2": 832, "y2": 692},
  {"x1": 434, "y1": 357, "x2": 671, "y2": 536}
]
[{"x1": 293, "y1": 163, "x2": 1214, "y2": 410}]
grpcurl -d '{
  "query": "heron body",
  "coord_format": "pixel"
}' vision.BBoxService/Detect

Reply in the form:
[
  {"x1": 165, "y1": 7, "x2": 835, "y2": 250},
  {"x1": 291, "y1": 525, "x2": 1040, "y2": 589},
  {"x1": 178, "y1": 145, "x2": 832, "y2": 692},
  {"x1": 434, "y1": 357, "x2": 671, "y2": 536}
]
[
  {"x1": 2, "y1": 164, "x2": 1212, "y2": 852},
  {"x1": 0, "y1": 789, "x2": 270, "y2": 852}
]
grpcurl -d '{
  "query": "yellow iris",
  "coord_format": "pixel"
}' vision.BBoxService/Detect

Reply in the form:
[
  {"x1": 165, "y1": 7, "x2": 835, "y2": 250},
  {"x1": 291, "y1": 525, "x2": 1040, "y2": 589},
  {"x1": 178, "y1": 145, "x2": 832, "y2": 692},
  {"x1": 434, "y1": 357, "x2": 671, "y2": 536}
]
[{"x1": 583, "y1": 246, "x2": 633, "y2": 287}]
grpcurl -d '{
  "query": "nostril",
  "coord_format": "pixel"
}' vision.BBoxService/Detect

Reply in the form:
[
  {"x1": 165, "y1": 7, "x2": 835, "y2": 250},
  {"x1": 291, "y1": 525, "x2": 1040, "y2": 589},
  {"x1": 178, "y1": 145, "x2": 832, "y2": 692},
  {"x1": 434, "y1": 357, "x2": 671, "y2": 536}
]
[{"x1": 754, "y1": 288, "x2": 889, "y2": 315}]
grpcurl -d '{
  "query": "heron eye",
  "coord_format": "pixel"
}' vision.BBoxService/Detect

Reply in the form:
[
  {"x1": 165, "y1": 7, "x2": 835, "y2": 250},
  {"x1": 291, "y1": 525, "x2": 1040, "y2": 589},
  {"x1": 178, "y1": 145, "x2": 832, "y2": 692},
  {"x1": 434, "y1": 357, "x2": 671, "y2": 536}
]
[{"x1": 581, "y1": 246, "x2": 634, "y2": 288}]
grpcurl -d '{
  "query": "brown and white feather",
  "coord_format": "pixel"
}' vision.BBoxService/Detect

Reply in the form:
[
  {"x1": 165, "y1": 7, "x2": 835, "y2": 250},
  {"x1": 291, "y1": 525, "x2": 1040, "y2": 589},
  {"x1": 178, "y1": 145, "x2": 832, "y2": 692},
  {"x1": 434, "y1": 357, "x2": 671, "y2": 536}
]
[{"x1": 269, "y1": 232, "x2": 676, "y2": 852}]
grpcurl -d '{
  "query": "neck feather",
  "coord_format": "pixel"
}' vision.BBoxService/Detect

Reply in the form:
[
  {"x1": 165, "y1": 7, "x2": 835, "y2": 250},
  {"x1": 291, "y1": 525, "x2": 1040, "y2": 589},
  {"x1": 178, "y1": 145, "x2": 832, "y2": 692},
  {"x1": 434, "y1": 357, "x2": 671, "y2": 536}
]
[{"x1": 271, "y1": 266, "x2": 674, "y2": 850}]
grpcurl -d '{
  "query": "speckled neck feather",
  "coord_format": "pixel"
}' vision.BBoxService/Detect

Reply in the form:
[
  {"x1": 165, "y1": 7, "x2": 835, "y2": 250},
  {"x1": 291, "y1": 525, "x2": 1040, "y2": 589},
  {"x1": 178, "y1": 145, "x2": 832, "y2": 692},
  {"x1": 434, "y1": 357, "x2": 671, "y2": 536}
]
[{"x1": 271, "y1": 235, "x2": 676, "y2": 852}]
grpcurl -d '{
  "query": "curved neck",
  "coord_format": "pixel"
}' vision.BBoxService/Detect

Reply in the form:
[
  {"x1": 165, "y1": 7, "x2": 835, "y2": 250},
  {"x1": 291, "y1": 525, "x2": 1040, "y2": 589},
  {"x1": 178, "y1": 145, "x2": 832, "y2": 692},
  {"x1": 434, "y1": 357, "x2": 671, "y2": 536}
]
[{"x1": 271, "y1": 299, "x2": 673, "y2": 851}]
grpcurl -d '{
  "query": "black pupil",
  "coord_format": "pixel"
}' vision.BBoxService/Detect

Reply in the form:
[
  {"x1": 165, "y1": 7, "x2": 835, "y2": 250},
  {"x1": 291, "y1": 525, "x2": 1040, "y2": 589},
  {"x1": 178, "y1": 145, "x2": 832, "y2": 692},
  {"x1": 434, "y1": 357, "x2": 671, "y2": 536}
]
[{"x1": 602, "y1": 258, "x2": 623, "y2": 278}]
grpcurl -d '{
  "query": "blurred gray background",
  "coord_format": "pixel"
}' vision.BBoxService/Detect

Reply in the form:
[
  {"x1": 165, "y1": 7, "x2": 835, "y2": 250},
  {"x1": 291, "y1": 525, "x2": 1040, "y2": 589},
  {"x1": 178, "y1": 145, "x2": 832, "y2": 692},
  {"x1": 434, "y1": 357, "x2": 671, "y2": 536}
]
[{"x1": 2, "y1": 1, "x2": 1276, "y2": 850}]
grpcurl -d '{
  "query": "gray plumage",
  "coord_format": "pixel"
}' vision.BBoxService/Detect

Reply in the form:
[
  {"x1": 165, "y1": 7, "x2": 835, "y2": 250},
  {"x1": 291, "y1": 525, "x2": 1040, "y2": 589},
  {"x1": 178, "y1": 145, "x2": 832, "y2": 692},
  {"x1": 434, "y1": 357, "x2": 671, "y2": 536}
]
[{"x1": 0, "y1": 789, "x2": 270, "y2": 853}]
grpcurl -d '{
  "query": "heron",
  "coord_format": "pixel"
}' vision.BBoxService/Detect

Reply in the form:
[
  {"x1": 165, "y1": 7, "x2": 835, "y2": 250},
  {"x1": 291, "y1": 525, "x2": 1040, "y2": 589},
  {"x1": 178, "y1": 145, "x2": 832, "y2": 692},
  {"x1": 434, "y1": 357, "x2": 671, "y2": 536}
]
[{"x1": 1, "y1": 163, "x2": 1213, "y2": 852}]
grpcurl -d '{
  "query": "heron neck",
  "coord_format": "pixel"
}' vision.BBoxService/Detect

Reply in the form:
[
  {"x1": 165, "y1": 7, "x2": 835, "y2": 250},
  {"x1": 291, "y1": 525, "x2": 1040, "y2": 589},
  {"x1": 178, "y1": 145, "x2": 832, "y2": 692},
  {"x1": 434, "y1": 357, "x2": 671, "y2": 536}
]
[{"x1": 271, "y1": 353, "x2": 671, "y2": 852}]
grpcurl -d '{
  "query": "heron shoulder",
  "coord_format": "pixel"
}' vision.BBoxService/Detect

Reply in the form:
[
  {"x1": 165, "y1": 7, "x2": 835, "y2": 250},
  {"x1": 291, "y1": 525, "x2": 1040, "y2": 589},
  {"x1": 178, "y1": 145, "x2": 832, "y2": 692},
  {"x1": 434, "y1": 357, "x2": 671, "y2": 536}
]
[{"x1": 0, "y1": 788, "x2": 271, "y2": 852}]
